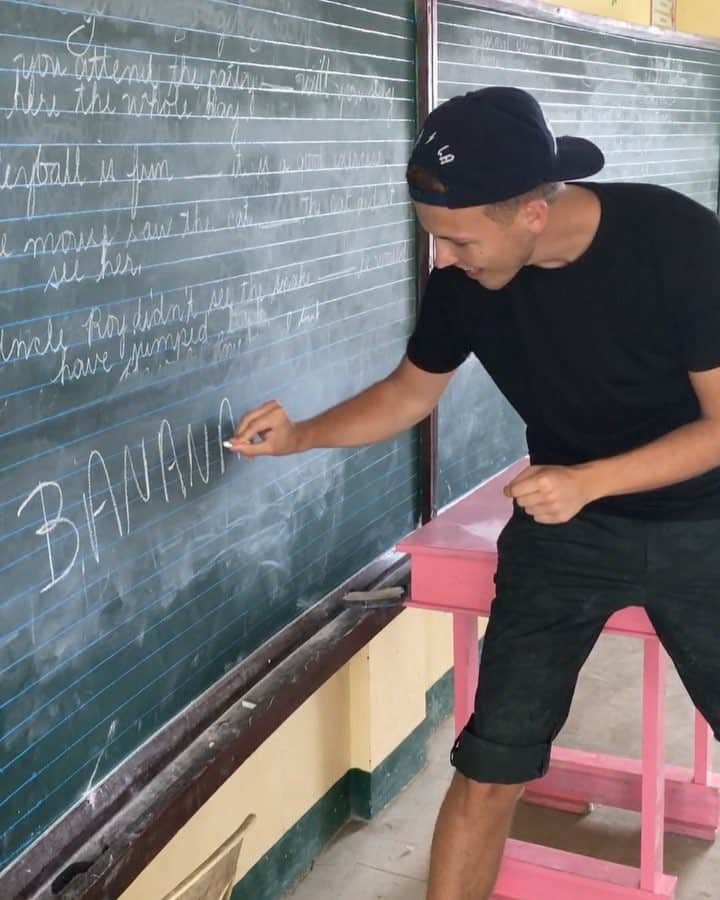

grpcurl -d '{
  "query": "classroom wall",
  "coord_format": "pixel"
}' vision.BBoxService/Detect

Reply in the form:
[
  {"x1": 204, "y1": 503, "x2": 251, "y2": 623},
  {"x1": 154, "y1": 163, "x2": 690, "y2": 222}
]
[
  {"x1": 677, "y1": 1, "x2": 720, "y2": 38},
  {"x1": 550, "y1": 0, "x2": 720, "y2": 38},
  {"x1": 551, "y1": 0, "x2": 651, "y2": 26}
]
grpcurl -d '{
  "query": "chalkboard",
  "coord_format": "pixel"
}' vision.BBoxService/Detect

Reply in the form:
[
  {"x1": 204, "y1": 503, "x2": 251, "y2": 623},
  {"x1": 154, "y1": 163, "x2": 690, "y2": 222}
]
[
  {"x1": 436, "y1": 0, "x2": 720, "y2": 505},
  {"x1": 0, "y1": 0, "x2": 417, "y2": 869}
]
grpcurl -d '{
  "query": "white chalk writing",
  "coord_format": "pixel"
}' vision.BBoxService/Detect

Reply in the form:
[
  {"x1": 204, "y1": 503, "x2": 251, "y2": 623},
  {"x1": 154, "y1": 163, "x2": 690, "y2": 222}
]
[{"x1": 17, "y1": 398, "x2": 236, "y2": 593}]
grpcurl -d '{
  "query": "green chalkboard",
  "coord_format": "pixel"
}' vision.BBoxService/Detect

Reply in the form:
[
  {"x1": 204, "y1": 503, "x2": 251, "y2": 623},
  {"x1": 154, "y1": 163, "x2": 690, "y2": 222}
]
[{"x1": 0, "y1": 0, "x2": 417, "y2": 869}]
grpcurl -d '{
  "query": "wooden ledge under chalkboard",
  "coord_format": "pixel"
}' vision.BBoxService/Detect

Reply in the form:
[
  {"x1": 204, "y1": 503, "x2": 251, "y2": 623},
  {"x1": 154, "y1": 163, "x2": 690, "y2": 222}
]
[{"x1": 0, "y1": 554, "x2": 409, "y2": 900}]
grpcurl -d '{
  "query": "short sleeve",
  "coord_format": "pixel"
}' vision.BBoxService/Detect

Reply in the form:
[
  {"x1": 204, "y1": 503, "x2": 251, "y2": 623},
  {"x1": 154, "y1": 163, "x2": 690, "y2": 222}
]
[
  {"x1": 677, "y1": 211, "x2": 720, "y2": 372},
  {"x1": 406, "y1": 267, "x2": 472, "y2": 373}
]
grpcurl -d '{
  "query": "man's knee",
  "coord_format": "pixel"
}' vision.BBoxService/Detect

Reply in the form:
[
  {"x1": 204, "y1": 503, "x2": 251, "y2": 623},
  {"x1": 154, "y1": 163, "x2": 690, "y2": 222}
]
[{"x1": 449, "y1": 771, "x2": 525, "y2": 814}]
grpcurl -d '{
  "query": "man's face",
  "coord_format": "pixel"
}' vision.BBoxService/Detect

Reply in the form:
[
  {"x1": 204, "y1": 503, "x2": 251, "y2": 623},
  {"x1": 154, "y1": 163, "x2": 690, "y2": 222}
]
[{"x1": 413, "y1": 201, "x2": 540, "y2": 291}]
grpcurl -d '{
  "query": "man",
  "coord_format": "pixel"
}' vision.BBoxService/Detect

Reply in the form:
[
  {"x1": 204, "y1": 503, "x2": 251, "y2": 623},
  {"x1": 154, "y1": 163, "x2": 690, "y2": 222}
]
[{"x1": 226, "y1": 87, "x2": 720, "y2": 899}]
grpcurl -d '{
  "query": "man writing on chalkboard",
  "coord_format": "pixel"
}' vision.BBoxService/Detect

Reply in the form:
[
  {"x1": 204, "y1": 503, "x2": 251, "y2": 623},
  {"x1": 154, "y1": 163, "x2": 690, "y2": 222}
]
[{"x1": 226, "y1": 86, "x2": 720, "y2": 900}]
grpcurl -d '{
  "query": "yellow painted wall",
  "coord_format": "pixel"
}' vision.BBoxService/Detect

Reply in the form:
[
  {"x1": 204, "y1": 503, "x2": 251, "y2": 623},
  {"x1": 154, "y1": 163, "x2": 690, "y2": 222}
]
[
  {"x1": 677, "y1": 1, "x2": 720, "y2": 38},
  {"x1": 541, "y1": 0, "x2": 720, "y2": 38},
  {"x1": 348, "y1": 610, "x2": 427, "y2": 770},
  {"x1": 537, "y1": 0, "x2": 651, "y2": 25},
  {"x1": 120, "y1": 667, "x2": 353, "y2": 900}
]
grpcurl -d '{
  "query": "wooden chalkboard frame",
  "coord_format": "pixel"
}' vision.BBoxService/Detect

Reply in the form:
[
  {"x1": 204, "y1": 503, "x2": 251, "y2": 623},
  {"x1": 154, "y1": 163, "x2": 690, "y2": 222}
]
[
  {"x1": 4, "y1": 3, "x2": 720, "y2": 898},
  {"x1": 416, "y1": 0, "x2": 440, "y2": 523}
]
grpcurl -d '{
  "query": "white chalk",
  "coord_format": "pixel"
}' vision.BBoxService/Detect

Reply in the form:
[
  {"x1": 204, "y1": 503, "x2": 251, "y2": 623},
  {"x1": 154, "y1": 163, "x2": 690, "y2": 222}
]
[
  {"x1": 242, "y1": 700, "x2": 257, "y2": 710},
  {"x1": 343, "y1": 587, "x2": 405, "y2": 608},
  {"x1": 223, "y1": 440, "x2": 234, "y2": 449}
]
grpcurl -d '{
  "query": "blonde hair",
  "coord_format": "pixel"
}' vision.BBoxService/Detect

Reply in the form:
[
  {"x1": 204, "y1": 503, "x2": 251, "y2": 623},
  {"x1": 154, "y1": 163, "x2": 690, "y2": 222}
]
[{"x1": 484, "y1": 182, "x2": 561, "y2": 224}]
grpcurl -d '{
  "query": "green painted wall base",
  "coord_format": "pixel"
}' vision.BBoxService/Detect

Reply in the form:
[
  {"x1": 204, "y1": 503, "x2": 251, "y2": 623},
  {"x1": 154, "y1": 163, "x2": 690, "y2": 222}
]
[{"x1": 232, "y1": 646, "x2": 475, "y2": 900}]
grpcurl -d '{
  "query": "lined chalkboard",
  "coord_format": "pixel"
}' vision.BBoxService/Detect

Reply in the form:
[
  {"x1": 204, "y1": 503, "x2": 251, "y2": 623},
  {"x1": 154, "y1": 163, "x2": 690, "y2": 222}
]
[
  {"x1": 436, "y1": 0, "x2": 720, "y2": 504},
  {"x1": 0, "y1": 0, "x2": 417, "y2": 868}
]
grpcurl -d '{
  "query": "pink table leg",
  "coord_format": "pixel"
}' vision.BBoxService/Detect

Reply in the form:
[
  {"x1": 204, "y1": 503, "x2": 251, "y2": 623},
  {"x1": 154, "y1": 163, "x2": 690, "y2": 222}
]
[
  {"x1": 693, "y1": 710, "x2": 713, "y2": 787},
  {"x1": 452, "y1": 612, "x2": 479, "y2": 738},
  {"x1": 640, "y1": 638, "x2": 667, "y2": 893}
]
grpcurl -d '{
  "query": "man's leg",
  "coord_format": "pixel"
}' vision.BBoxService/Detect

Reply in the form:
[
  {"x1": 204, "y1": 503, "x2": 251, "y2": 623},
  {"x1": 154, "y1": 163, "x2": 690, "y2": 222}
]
[
  {"x1": 644, "y1": 518, "x2": 720, "y2": 745},
  {"x1": 427, "y1": 773, "x2": 524, "y2": 900},
  {"x1": 428, "y1": 506, "x2": 635, "y2": 899}
]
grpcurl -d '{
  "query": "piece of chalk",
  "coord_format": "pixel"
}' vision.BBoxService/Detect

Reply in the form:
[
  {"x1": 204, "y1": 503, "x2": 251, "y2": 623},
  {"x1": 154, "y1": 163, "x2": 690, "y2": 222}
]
[
  {"x1": 223, "y1": 440, "x2": 234, "y2": 449},
  {"x1": 343, "y1": 587, "x2": 405, "y2": 608}
]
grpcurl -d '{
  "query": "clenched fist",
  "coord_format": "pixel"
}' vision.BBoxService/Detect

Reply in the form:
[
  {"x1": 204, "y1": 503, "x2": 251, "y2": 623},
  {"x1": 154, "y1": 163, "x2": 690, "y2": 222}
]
[{"x1": 503, "y1": 464, "x2": 593, "y2": 524}]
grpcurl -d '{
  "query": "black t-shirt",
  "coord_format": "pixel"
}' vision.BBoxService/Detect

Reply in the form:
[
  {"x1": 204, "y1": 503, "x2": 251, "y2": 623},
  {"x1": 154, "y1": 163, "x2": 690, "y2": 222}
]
[{"x1": 407, "y1": 182, "x2": 720, "y2": 519}]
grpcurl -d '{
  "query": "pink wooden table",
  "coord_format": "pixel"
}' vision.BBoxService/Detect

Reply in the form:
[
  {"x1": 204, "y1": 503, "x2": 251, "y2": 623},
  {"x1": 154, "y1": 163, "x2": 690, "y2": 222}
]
[{"x1": 398, "y1": 458, "x2": 720, "y2": 899}]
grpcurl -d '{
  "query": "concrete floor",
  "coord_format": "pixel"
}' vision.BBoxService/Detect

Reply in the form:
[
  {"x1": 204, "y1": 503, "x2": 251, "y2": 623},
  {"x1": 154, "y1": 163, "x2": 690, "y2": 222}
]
[{"x1": 284, "y1": 632, "x2": 720, "y2": 899}]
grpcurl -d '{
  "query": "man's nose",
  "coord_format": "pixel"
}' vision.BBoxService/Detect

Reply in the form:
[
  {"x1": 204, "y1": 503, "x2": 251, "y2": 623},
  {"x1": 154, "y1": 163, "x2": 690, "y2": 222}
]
[{"x1": 434, "y1": 240, "x2": 457, "y2": 268}]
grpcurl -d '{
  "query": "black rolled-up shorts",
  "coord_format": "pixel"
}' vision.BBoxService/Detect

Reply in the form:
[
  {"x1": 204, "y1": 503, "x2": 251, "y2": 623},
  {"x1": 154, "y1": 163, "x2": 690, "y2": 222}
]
[{"x1": 450, "y1": 501, "x2": 720, "y2": 785}]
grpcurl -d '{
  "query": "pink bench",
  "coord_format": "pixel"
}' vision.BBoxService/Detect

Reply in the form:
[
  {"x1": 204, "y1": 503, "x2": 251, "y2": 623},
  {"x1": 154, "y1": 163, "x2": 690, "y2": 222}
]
[{"x1": 397, "y1": 458, "x2": 720, "y2": 899}]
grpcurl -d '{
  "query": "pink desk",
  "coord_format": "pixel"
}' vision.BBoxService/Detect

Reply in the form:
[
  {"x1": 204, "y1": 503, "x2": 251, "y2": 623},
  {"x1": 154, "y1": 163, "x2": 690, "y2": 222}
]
[{"x1": 398, "y1": 459, "x2": 720, "y2": 899}]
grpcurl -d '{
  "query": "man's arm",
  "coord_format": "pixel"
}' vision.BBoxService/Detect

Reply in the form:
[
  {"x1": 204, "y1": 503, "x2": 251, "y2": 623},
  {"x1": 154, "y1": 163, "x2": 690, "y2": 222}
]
[
  {"x1": 506, "y1": 367, "x2": 720, "y2": 523},
  {"x1": 225, "y1": 356, "x2": 454, "y2": 457},
  {"x1": 580, "y1": 367, "x2": 720, "y2": 499}
]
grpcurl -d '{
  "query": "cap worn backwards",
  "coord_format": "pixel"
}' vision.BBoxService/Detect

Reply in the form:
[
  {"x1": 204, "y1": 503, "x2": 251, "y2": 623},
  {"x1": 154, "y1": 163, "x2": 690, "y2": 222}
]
[{"x1": 406, "y1": 86, "x2": 605, "y2": 209}]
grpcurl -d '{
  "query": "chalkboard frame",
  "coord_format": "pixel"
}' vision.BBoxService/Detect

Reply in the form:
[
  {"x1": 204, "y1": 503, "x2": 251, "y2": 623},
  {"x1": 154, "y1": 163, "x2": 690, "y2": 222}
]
[{"x1": 416, "y1": 0, "x2": 440, "y2": 522}]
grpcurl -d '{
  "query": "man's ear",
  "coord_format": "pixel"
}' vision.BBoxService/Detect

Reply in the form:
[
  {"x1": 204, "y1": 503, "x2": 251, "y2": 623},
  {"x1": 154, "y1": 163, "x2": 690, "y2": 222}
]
[{"x1": 521, "y1": 198, "x2": 550, "y2": 234}]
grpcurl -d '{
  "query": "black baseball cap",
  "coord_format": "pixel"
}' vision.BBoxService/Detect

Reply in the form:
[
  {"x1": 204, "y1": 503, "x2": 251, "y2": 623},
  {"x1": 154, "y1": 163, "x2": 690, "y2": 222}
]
[{"x1": 407, "y1": 87, "x2": 605, "y2": 208}]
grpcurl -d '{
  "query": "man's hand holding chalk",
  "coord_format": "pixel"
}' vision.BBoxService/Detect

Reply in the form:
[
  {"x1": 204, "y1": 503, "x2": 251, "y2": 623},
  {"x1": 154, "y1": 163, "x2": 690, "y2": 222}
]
[{"x1": 224, "y1": 400, "x2": 302, "y2": 458}]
